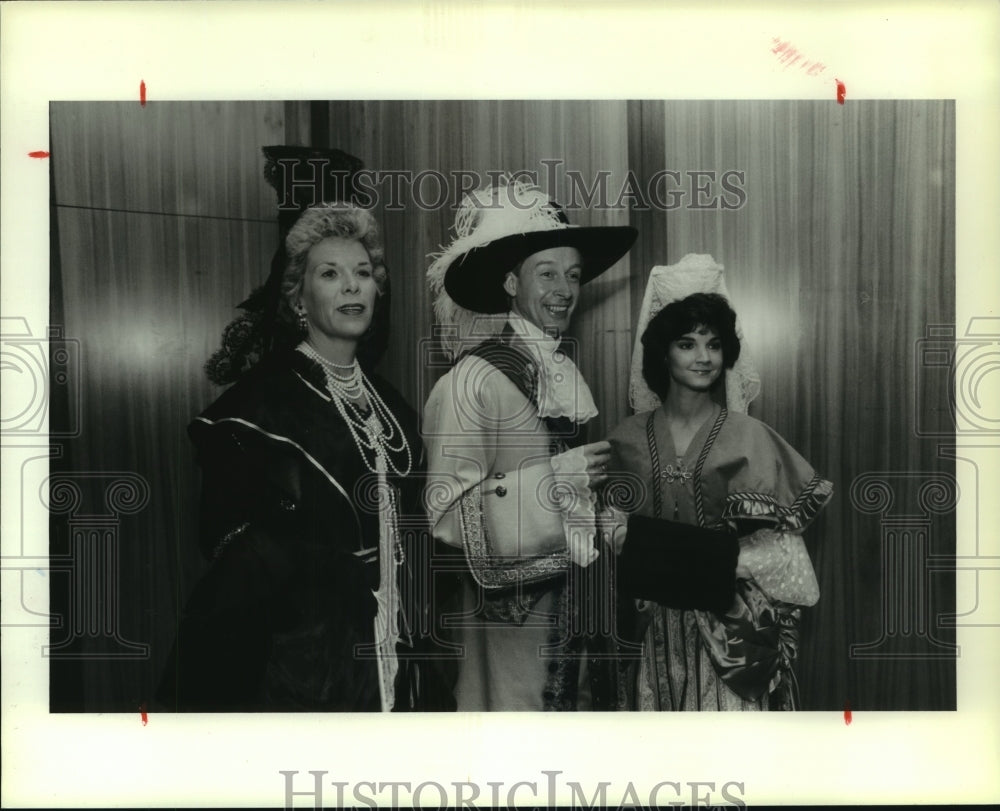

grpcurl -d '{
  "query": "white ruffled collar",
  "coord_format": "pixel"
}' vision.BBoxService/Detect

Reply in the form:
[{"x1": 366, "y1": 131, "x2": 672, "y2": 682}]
[{"x1": 506, "y1": 313, "x2": 599, "y2": 424}]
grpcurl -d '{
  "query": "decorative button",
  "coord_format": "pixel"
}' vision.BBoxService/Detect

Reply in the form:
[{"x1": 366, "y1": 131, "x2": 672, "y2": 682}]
[{"x1": 495, "y1": 486, "x2": 507, "y2": 497}]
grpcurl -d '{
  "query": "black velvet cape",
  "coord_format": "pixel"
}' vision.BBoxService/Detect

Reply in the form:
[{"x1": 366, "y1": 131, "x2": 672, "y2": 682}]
[{"x1": 157, "y1": 349, "x2": 453, "y2": 711}]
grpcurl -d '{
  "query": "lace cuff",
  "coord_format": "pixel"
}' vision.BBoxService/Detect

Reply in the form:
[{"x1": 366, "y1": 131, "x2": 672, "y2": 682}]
[
  {"x1": 549, "y1": 447, "x2": 599, "y2": 567},
  {"x1": 738, "y1": 528, "x2": 820, "y2": 606}
]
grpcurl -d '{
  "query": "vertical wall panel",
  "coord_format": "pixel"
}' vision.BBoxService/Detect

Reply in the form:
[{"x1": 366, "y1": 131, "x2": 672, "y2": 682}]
[
  {"x1": 50, "y1": 102, "x2": 284, "y2": 710},
  {"x1": 625, "y1": 100, "x2": 955, "y2": 709},
  {"x1": 50, "y1": 102, "x2": 280, "y2": 220},
  {"x1": 320, "y1": 99, "x2": 633, "y2": 438}
]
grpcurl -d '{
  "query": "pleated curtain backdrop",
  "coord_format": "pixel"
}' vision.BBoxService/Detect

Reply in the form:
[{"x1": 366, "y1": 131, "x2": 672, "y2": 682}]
[
  {"x1": 48, "y1": 100, "x2": 954, "y2": 712},
  {"x1": 314, "y1": 100, "x2": 634, "y2": 439},
  {"x1": 626, "y1": 101, "x2": 956, "y2": 710},
  {"x1": 49, "y1": 101, "x2": 285, "y2": 710}
]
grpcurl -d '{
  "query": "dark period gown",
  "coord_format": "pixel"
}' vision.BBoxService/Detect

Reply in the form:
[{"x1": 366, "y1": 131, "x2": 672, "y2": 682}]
[{"x1": 157, "y1": 348, "x2": 450, "y2": 711}]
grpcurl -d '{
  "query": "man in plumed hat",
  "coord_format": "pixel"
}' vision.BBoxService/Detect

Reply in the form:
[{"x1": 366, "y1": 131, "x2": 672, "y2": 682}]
[
  {"x1": 422, "y1": 181, "x2": 641, "y2": 710},
  {"x1": 423, "y1": 181, "x2": 742, "y2": 711}
]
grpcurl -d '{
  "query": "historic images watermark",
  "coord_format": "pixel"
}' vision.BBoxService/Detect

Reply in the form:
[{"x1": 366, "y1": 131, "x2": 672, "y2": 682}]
[
  {"x1": 280, "y1": 769, "x2": 747, "y2": 809},
  {"x1": 0, "y1": 316, "x2": 150, "y2": 660},
  {"x1": 272, "y1": 158, "x2": 748, "y2": 213},
  {"x1": 0, "y1": 317, "x2": 80, "y2": 437},
  {"x1": 847, "y1": 318, "x2": 1000, "y2": 661}
]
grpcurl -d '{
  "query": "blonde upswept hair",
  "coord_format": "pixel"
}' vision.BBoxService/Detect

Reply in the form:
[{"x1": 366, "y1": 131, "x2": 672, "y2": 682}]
[{"x1": 279, "y1": 203, "x2": 388, "y2": 325}]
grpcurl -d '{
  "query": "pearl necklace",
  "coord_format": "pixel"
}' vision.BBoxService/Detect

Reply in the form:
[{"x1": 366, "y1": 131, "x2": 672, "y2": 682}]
[{"x1": 298, "y1": 342, "x2": 412, "y2": 476}]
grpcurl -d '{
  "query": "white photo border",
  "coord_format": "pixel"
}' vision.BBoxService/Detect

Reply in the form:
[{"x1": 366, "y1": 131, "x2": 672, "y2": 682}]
[{"x1": 2, "y1": 1, "x2": 998, "y2": 807}]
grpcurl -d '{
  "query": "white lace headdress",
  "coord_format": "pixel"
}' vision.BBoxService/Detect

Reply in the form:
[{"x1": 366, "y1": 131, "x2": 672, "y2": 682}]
[{"x1": 629, "y1": 254, "x2": 761, "y2": 414}]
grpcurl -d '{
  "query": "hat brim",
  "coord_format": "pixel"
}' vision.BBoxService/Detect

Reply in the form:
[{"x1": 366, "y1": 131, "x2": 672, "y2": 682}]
[{"x1": 443, "y1": 225, "x2": 638, "y2": 314}]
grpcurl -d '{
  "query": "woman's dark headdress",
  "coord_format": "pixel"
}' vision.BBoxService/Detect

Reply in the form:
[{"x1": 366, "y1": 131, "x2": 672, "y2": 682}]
[{"x1": 205, "y1": 145, "x2": 386, "y2": 384}]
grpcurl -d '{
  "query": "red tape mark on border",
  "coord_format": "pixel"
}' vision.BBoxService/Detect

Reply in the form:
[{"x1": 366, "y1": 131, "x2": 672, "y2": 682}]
[
  {"x1": 140, "y1": 701, "x2": 148, "y2": 726},
  {"x1": 771, "y1": 37, "x2": 844, "y2": 104},
  {"x1": 28, "y1": 151, "x2": 50, "y2": 159},
  {"x1": 140, "y1": 80, "x2": 147, "y2": 107},
  {"x1": 843, "y1": 699, "x2": 853, "y2": 725}
]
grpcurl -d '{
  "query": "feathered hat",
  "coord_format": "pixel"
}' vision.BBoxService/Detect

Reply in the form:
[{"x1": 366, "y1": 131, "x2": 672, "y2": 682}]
[{"x1": 428, "y1": 180, "x2": 637, "y2": 359}]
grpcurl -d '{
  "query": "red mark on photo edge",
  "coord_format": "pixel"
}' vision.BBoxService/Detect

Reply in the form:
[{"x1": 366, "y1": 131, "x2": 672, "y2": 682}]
[
  {"x1": 140, "y1": 80, "x2": 146, "y2": 107},
  {"x1": 28, "y1": 151, "x2": 50, "y2": 159},
  {"x1": 140, "y1": 702, "x2": 148, "y2": 726},
  {"x1": 770, "y1": 37, "x2": 826, "y2": 76},
  {"x1": 772, "y1": 37, "x2": 843, "y2": 102},
  {"x1": 843, "y1": 699, "x2": 853, "y2": 725}
]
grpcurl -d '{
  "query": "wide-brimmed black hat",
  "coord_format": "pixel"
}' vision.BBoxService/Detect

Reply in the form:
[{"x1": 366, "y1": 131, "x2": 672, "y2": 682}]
[{"x1": 429, "y1": 182, "x2": 637, "y2": 315}]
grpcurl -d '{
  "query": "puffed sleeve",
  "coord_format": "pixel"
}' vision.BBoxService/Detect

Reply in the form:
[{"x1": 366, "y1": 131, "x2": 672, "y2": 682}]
[
  {"x1": 422, "y1": 357, "x2": 574, "y2": 588},
  {"x1": 736, "y1": 529, "x2": 820, "y2": 606},
  {"x1": 717, "y1": 417, "x2": 832, "y2": 607}
]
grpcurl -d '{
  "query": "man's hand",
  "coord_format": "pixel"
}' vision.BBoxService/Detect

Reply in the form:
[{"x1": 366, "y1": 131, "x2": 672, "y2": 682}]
[
  {"x1": 580, "y1": 440, "x2": 612, "y2": 488},
  {"x1": 596, "y1": 506, "x2": 628, "y2": 555}
]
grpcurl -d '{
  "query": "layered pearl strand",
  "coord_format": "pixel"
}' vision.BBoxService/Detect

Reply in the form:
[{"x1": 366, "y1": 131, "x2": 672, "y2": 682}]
[{"x1": 297, "y1": 341, "x2": 412, "y2": 477}]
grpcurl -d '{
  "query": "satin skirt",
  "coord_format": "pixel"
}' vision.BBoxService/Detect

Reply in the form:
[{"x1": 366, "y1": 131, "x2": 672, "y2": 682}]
[{"x1": 636, "y1": 579, "x2": 801, "y2": 711}]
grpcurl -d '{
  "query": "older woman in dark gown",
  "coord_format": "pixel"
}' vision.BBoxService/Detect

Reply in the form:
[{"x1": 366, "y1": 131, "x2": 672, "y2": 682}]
[{"x1": 159, "y1": 203, "x2": 450, "y2": 711}]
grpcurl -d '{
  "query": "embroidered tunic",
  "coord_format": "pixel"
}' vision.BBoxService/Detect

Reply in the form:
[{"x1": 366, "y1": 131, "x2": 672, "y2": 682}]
[
  {"x1": 422, "y1": 319, "x2": 602, "y2": 710},
  {"x1": 607, "y1": 404, "x2": 833, "y2": 710}
]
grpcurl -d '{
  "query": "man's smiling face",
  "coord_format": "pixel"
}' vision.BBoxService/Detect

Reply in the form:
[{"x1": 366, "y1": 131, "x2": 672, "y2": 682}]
[{"x1": 503, "y1": 245, "x2": 582, "y2": 336}]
